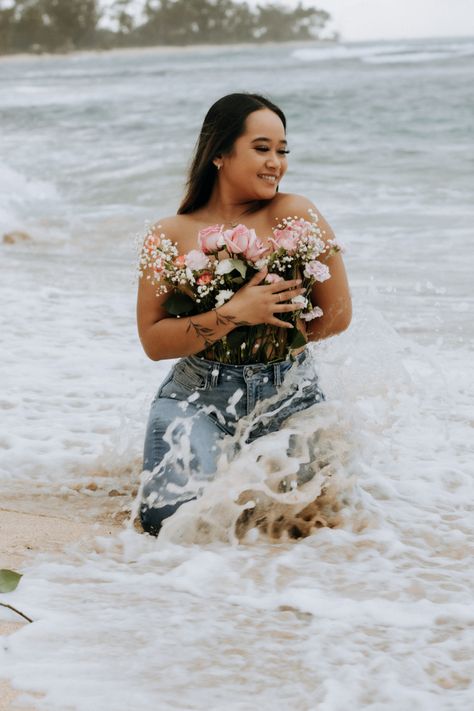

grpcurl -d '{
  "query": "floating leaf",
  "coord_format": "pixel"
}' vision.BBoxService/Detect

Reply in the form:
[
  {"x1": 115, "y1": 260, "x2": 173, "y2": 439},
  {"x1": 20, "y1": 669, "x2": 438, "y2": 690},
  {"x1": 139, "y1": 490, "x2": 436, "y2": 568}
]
[
  {"x1": 164, "y1": 292, "x2": 196, "y2": 316},
  {"x1": 0, "y1": 569, "x2": 22, "y2": 593}
]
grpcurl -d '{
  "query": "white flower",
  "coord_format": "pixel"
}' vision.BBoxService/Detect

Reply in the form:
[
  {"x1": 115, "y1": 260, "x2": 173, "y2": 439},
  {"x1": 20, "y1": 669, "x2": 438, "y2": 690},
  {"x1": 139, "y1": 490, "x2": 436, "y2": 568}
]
[
  {"x1": 301, "y1": 306, "x2": 323, "y2": 321},
  {"x1": 215, "y1": 289, "x2": 234, "y2": 308},
  {"x1": 254, "y1": 257, "x2": 269, "y2": 270},
  {"x1": 215, "y1": 259, "x2": 234, "y2": 275},
  {"x1": 291, "y1": 294, "x2": 308, "y2": 308},
  {"x1": 184, "y1": 249, "x2": 209, "y2": 271}
]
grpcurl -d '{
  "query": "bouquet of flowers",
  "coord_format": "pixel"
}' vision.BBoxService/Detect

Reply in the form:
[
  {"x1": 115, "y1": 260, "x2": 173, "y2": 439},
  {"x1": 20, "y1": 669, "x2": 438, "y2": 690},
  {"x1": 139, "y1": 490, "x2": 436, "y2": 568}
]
[{"x1": 139, "y1": 208, "x2": 342, "y2": 364}]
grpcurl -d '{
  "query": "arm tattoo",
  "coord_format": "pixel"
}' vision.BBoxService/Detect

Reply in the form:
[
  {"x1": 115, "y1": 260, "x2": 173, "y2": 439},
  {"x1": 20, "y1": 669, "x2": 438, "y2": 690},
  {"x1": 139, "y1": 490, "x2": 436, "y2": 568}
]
[
  {"x1": 214, "y1": 311, "x2": 251, "y2": 328},
  {"x1": 185, "y1": 311, "x2": 251, "y2": 348},
  {"x1": 185, "y1": 319, "x2": 216, "y2": 348}
]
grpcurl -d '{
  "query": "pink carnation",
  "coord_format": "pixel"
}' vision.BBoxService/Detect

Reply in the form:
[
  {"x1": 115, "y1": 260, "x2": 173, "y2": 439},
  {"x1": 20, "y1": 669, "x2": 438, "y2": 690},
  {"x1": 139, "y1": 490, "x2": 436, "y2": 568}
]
[
  {"x1": 198, "y1": 224, "x2": 224, "y2": 254},
  {"x1": 265, "y1": 273, "x2": 284, "y2": 284},
  {"x1": 301, "y1": 306, "x2": 324, "y2": 321},
  {"x1": 197, "y1": 271, "x2": 213, "y2": 285},
  {"x1": 304, "y1": 260, "x2": 330, "y2": 282}
]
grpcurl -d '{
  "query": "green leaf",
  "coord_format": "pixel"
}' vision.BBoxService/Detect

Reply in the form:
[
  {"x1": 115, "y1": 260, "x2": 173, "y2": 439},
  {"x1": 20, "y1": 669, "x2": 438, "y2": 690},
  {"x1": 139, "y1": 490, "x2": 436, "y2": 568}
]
[
  {"x1": 163, "y1": 292, "x2": 196, "y2": 316},
  {"x1": 229, "y1": 259, "x2": 247, "y2": 278},
  {"x1": 0, "y1": 569, "x2": 22, "y2": 593},
  {"x1": 288, "y1": 328, "x2": 308, "y2": 350}
]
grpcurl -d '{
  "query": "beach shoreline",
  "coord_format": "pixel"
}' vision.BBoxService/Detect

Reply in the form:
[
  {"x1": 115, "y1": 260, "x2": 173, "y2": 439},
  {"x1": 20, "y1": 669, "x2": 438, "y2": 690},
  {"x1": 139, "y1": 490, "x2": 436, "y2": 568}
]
[
  {"x1": 0, "y1": 37, "x2": 337, "y2": 63},
  {"x1": 1, "y1": 34, "x2": 471, "y2": 63}
]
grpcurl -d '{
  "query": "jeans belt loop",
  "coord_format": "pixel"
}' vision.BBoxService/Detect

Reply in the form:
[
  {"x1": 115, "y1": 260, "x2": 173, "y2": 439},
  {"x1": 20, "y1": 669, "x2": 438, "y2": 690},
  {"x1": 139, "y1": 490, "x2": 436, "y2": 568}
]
[
  {"x1": 210, "y1": 363, "x2": 220, "y2": 387},
  {"x1": 273, "y1": 363, "x2": 282, "y2": 387}
]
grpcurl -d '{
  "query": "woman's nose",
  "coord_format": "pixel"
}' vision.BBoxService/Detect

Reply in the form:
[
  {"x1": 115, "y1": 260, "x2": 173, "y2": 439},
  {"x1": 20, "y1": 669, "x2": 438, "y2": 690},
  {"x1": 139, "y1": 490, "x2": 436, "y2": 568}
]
[{"x1": 265, "y1": 152, "x2": 279, "y2": 167}]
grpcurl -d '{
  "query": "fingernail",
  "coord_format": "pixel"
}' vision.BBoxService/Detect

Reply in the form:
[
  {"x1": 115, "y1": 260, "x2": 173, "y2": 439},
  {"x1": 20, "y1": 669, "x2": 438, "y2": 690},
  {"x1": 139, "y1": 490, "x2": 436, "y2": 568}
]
[{"x1": 296, "y1": 279, "x2": 302, "y2": 284}]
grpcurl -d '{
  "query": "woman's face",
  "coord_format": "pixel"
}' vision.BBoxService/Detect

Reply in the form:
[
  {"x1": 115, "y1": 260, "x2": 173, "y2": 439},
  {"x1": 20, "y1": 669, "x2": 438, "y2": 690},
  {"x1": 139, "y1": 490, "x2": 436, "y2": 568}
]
[{"x1": 220, "y1": 108, "x2": 289, "y2": 200}]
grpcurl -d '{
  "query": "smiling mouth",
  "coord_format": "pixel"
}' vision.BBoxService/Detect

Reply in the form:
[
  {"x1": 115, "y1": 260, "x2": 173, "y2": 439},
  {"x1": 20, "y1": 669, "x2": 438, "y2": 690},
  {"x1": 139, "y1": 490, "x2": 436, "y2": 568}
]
[{"x1": 258, "y1": 174, "x2": 278, "y2": 184}]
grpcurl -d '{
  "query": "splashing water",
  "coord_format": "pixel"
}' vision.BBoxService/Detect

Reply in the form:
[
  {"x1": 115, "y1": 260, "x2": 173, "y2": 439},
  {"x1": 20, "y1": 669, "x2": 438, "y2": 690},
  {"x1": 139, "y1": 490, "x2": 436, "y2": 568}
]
[{"x1": 136, "y1": 349, "x2": 366, "y2": 546}]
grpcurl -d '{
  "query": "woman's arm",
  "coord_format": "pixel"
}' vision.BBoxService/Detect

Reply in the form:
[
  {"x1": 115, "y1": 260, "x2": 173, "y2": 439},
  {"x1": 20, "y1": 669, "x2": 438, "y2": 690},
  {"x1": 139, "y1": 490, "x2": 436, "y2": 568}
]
[
  {"x1": 137, "y1": 288, "x2": 247, "y2": 361},
  {"x1": 275, "y1": 194, "x2": 352, "y2": 341},
  {"x1": 136, "y1": 228, "x2": 244, "y2": 360}
]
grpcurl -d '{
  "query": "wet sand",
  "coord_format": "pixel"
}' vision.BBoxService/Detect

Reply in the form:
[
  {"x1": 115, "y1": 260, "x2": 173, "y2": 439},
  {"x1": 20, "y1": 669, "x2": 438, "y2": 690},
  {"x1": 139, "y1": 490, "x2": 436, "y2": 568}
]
[{"x1": 1, "y1": 493, "x2": 122, "y2": 711}]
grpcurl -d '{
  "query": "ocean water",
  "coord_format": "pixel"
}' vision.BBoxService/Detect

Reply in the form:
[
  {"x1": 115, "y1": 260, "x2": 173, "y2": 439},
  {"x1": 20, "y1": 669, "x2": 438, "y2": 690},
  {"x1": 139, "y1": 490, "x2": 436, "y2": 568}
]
[{"x1": 1, "y1": 36, "x2": 473, "y2": 710}]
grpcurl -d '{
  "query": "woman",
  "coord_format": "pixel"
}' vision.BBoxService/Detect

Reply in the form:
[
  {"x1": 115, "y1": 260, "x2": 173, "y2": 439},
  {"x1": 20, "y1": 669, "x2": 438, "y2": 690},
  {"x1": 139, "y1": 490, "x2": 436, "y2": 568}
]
[{"x1": 136, "y1": 92, "x2": 351, "y2": 537}]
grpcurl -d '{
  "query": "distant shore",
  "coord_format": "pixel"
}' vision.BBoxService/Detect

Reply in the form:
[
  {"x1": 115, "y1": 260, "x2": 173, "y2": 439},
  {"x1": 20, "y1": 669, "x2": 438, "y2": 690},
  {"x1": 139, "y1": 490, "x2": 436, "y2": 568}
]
[{"x1": 0, "y1": 37, "x2": 338, "y2": 62}]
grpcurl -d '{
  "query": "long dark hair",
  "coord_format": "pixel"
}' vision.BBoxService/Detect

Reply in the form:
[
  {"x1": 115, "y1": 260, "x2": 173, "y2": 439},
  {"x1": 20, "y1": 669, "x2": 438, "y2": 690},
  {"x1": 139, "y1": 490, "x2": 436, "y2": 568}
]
[{"x1": 177, "y1": 93, "x2": 286, "y2": 215}]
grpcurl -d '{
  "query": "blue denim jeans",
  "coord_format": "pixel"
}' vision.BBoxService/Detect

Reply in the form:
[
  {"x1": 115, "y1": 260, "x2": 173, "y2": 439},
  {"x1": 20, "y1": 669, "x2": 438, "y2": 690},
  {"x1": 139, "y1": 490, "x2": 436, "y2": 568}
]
[{"x1": 140, "y1": 348, "x2": 325, "y2": 536}]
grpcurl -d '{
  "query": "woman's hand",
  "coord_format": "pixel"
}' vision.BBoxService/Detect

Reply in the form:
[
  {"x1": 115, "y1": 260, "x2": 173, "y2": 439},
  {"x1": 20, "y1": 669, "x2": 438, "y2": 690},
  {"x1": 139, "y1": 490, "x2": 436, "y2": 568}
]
[{"x1": 219, "y1": 268, "x2": 305, "y2": 329}]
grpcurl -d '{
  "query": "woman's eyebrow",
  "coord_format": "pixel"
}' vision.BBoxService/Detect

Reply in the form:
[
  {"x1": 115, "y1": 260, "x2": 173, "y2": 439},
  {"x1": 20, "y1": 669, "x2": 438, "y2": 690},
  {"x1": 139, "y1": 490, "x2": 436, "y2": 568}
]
[{"x1": 250, "y1": 137, "x2": 288, "y2": 145}]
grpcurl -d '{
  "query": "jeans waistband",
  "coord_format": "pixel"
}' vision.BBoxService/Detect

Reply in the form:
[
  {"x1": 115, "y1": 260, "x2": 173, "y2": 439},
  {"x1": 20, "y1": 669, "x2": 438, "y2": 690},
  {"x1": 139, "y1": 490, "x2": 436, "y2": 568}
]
[{"x1": 185, "y1": 349, "x2": 307, "y2": 387}]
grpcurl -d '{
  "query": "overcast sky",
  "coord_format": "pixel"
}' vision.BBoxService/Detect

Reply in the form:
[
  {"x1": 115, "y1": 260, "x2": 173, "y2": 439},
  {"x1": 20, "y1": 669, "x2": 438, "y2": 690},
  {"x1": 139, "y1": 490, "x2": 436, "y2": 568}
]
[
  {"x1": 99, "y1": 0, "x2": 474, "y2": 42},
  {"x1": 313, "y1": 0, "x2": 474, "y2": 41}
]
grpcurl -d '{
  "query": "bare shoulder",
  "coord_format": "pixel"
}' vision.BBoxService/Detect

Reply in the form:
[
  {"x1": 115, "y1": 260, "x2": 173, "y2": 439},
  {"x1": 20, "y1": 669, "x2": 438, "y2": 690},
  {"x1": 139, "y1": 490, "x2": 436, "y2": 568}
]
[
  {"x1": 147, "y1": 214, "x2": 187, "y2": 247},
  {"x1": 272, "y1": 192, "x2": 320, "y2": 221},
  {"x1": 272, "y1": 192, "x2": 335, "y2": 241}
]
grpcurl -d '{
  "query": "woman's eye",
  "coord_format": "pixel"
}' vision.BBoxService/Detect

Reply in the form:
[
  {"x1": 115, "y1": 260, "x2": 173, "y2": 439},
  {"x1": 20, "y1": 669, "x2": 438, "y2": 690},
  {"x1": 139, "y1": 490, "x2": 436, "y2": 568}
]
[{"x1": 256, "y1": 147, "x2": 290, "y2": 155}]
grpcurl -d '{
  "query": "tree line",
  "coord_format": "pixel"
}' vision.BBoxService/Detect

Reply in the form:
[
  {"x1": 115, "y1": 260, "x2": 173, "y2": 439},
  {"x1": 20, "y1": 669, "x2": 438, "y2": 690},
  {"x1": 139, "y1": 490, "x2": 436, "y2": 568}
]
[{"x1": 0, "y1": 0, "x2": 333, "y2": 55}]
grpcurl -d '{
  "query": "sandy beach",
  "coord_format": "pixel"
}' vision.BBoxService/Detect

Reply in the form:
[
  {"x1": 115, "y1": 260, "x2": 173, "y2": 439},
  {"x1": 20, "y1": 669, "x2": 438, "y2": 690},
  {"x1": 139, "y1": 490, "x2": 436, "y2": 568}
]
[{"x1": 1, "y1": 492, "x2": 123, "y2": 711}]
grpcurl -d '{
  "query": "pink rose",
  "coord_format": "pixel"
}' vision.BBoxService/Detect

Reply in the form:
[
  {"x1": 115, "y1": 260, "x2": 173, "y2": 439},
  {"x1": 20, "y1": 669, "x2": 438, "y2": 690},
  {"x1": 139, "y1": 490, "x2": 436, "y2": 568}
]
[
  {"x1": 184, "y1": 249, "x2": 209, "y2": 271},
  {"x1": 303, "y1": 260, "x2": 330, "y2": 282},
  {"x1": 268, "y1": 228, "x2": 300, "y2": 254},
  {"x1": 244, "y1": 233, "x2": 269, "y2": 262},
  {"x1": 265, "y1": 273, "x2": 284, "y2": 284},
  {"x1": 198, "y1": 224, "x2": 224, "y2": 254},
  {"x1": 222, "y1": 224, "x2": 268, "y2": 263},
  {"x1": 222, "y1": 224, "x2": 251, "y2": 255}
]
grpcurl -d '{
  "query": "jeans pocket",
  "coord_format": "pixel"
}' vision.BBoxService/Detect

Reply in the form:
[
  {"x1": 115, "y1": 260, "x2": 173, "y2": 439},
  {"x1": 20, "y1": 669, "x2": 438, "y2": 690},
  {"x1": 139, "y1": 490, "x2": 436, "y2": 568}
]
[
  {"x1": 172, "y1": 360, "x2": 208, "y2": 391},
  {"x1": 151, "y1": 370, "x2": 174, "y2": 404}
]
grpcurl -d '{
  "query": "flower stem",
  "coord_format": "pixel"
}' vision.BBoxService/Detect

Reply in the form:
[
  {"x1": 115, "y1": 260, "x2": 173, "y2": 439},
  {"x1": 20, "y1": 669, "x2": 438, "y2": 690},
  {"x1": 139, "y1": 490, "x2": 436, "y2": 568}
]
[{"x1": 0, "y1": 601, "x2": 33, "y2": 623}]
